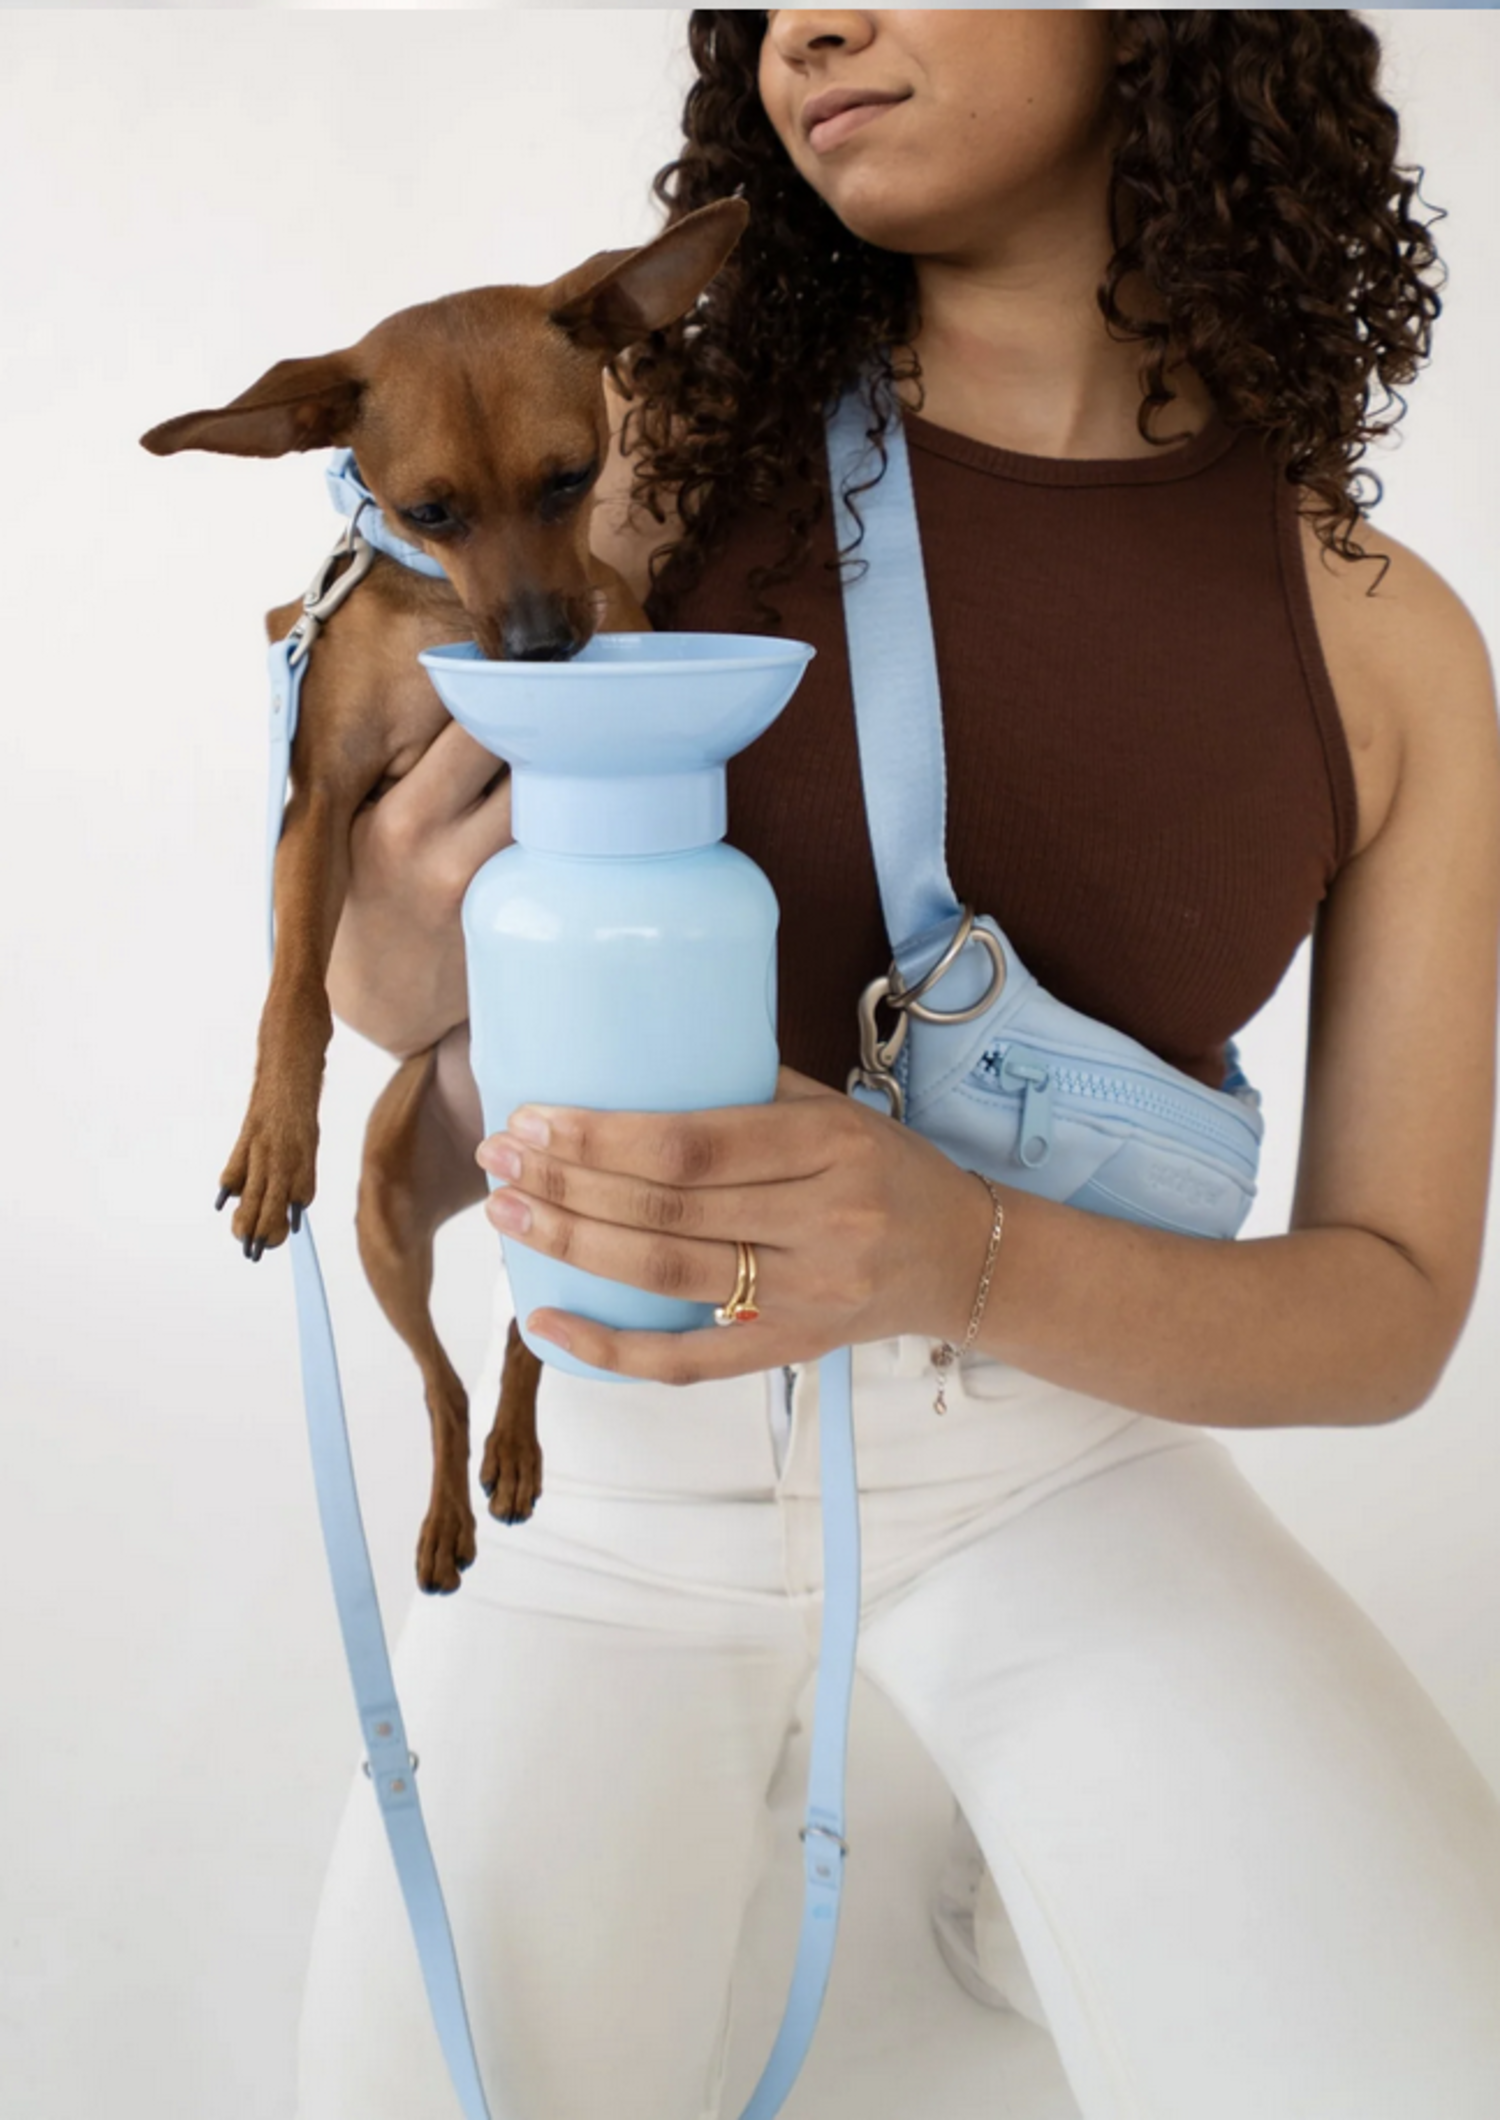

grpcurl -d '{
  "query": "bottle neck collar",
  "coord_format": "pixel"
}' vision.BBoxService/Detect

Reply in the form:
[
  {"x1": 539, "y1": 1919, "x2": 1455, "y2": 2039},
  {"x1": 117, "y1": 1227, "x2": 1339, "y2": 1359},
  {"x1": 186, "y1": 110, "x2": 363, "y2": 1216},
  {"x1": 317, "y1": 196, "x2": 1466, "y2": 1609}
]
[{"x1": 510, "y1": 766, "x2": 726, "y2": 856}]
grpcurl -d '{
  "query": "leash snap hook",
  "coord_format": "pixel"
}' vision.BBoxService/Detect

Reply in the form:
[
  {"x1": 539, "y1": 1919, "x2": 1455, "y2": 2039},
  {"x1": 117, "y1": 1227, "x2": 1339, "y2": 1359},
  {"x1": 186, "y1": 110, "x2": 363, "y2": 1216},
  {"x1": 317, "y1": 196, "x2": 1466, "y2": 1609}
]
[
  {"x1": 288, "y1": 520, "x2": 378, "y2": 669},
  {"x1": 847, "y1": 974, "x2": 908, "y2": 1120}
]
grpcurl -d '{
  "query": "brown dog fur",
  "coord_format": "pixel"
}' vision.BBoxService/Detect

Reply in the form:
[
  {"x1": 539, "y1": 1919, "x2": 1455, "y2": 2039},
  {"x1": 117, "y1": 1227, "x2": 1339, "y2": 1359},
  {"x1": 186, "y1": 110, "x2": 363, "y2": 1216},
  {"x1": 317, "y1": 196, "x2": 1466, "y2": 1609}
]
[{"x1": 142, "y1": 200, "x2": 748, "y2": 1593}]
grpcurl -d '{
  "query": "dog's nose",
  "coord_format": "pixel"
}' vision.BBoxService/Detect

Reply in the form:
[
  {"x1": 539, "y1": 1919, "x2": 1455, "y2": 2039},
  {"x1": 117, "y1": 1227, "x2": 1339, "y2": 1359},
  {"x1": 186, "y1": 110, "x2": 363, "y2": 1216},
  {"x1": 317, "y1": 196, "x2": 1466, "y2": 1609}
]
[
  {"x1": 499, "y1": 598, "x2": 584, "y2": 662},
  {"x1": 503, "y1": 628, "x2": 579, "y2": 662}
]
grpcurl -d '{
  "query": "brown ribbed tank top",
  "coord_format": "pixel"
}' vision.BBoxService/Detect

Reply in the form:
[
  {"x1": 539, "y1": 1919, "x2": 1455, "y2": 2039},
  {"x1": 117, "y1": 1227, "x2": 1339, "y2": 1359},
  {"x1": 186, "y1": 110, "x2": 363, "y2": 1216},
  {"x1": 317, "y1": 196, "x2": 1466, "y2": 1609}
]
[{"x1": 646, "y1": 403, "x2": 1359, "y2": 1094}]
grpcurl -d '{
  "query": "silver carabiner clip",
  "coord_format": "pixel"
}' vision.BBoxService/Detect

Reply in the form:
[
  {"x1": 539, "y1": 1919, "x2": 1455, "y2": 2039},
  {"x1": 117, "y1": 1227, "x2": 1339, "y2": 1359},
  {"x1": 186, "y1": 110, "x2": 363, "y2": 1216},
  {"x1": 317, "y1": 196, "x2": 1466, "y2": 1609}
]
[
  {"x1": 288, "y1": 518, "x2": 378, "y2": 669},
  {"x1": 847, "y1": 974, "x2": 909, "y2": 1120}
]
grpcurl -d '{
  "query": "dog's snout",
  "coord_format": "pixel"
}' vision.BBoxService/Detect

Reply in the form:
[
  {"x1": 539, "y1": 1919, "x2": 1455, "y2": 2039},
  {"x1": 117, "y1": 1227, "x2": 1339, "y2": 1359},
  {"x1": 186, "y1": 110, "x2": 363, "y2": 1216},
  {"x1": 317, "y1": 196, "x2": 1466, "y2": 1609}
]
[
  {"x1": 495, "y1": 592, "x2": 586, "y2": 663},
  {"x1": 504, "y1": 628, "x2": 580, "y2": 663}
]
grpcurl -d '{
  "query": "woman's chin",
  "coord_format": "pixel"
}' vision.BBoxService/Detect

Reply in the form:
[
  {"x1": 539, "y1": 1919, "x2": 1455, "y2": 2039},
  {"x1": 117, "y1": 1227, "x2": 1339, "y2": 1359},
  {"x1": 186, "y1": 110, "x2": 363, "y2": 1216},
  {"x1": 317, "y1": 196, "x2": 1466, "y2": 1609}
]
[{"x1": 813, "y1": 165, "x2": 974, "y2": 261}]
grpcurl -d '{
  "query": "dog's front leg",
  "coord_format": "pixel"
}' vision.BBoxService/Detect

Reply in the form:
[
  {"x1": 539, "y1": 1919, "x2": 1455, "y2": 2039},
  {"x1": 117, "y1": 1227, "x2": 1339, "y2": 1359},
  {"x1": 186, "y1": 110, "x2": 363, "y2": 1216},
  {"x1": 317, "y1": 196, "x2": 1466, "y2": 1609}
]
[{"x1": 220, "y1": 776, "x2": 355, "y2": 1256}]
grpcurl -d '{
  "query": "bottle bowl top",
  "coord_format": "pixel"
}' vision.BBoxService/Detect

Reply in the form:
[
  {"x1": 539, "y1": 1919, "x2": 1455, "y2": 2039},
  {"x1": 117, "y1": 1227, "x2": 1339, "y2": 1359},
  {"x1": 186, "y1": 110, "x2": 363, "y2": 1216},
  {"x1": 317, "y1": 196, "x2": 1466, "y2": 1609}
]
[{"x1": 419, "y1": 633, "x2": 815, "y2": 772}]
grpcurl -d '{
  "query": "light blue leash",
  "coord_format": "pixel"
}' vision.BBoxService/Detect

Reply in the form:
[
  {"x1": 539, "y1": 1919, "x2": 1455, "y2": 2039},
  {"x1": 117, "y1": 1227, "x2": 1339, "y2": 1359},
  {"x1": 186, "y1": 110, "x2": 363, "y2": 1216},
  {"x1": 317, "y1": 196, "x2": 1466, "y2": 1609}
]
[
  {"x1": 265, "y1": 494, "x2": 498, "y2": 2120},
  {"x1": 262, "y1": 453, "x2": 860, "y2": 2120}
]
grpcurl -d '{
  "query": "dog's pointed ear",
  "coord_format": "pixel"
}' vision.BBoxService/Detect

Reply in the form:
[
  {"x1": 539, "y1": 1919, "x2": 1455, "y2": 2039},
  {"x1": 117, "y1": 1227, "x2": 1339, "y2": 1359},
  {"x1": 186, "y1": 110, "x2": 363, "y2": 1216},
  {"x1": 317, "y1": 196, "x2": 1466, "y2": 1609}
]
[
  {"x1": 139, "y1": 352, "x2": 363, "y2": 458},
  {"x1": 546, "y1": 197, "x2": 750, "y2": 357}
]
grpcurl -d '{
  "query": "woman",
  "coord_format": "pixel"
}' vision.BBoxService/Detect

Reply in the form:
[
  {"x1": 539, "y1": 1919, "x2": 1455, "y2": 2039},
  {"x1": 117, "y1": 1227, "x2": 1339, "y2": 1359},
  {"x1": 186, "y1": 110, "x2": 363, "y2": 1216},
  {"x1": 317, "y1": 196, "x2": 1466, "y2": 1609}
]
[{"x1": 303, "y1": 13, "x2": 1500, "y2": 2118}]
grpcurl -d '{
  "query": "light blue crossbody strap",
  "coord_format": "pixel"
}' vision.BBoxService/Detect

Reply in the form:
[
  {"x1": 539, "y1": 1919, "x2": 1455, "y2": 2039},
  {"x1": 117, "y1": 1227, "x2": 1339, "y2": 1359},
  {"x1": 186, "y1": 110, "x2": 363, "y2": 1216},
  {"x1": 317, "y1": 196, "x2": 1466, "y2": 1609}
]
[
  {"x1": 825, "y1": 377, "x2": 964, "y2": 988},
  {"x1": 265, "y1": 637, "x2": 497, "y2": 2120},
  {"x1": 826, "y1": 372, "x2": 1263, "y2": 1122}
]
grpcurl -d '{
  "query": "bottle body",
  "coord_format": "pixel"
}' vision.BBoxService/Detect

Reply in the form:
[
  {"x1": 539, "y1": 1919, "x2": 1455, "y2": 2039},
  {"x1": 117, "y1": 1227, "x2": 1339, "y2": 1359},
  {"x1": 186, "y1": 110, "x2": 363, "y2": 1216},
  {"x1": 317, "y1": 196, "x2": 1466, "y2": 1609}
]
[{"x1": 464, "y1": 839, "x2": 780, "y2": 1380}]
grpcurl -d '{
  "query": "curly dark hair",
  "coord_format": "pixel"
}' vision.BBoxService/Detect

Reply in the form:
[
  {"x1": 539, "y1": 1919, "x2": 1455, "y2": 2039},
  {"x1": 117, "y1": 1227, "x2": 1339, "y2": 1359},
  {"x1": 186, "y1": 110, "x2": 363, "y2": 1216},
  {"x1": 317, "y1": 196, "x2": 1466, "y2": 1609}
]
[{"x1": 620, "y1": 9, "x2": 1446, "y2": 622}]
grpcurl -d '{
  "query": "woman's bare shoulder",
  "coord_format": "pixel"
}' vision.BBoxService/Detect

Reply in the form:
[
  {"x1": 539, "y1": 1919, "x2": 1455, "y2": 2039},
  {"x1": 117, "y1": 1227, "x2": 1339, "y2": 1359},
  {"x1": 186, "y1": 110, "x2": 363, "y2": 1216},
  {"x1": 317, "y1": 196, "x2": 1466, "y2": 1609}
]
[
  {"x1": 1297, "y1": 504, "x2": 1496, "y2": 858},
  {"x1": 590, "y1": 370, "x2": 686, "y2": 608}
]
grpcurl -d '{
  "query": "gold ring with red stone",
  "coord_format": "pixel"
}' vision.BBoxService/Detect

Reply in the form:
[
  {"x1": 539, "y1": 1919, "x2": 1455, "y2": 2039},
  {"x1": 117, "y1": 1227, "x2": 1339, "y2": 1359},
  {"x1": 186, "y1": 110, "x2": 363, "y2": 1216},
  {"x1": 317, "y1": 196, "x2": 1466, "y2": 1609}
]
[{"x1": 713, "y1": 1239, "x2": 760, "y2": 1325}]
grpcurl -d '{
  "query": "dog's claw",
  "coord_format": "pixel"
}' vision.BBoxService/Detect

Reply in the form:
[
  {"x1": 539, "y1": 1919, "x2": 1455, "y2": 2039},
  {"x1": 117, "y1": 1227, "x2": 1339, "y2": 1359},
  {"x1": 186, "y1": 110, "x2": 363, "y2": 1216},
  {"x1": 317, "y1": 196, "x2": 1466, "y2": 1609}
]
[
  {"x1": 215, "y1": 1186, "x2": 232, "y2": 1211},
  {"x1": 289, "y1": 1202, "x2": 303, "y2": 1233},
  {"x1": 251, "y1": 1237, "x2": 267, "y2": 1262}
]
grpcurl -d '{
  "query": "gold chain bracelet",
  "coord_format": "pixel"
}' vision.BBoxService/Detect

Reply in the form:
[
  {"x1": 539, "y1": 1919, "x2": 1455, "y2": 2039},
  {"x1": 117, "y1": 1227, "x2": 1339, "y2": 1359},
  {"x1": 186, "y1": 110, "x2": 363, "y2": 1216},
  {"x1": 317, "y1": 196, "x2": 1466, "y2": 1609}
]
[{"x1": 930, "y1": 1173, "x2": 1007, "y2": 1416}]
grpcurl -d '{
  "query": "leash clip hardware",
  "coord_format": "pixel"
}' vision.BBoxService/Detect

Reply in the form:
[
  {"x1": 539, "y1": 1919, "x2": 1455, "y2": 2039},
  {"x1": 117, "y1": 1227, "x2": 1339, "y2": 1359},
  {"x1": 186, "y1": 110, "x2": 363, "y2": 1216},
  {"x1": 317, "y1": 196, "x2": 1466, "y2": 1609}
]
[
  {"x1": 287, "y1": 517, "x2": 378, "y2": 669},
  {"x1": 792, "y1": 1814, "x2": 851, "y2": 1882},
  {"x1": 362, "y1": 1749, "x2": 421, "y2": 1781},
  {"x1": 848, "y1": 907, "x2": 1007, "y2": 1120},
  {"x1": 848, "y1": 973, "x2": 908, "y2": 1121}
]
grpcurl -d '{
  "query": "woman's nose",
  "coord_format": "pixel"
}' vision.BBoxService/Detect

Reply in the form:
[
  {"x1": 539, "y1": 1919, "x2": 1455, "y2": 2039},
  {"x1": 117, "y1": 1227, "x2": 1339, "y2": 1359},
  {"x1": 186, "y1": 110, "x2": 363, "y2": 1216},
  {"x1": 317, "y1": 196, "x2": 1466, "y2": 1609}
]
[{"x1": 766, "y1": 10, "x2": 876, "y2": 64}]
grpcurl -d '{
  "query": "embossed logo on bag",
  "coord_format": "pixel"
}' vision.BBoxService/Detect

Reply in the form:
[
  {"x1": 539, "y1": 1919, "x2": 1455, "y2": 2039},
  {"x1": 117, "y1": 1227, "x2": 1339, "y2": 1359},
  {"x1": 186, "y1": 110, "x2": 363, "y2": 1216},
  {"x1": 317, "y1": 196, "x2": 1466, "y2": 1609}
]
[{"x1": 1144, "y1": 1161, "x2": 1224, "y2": 1205}]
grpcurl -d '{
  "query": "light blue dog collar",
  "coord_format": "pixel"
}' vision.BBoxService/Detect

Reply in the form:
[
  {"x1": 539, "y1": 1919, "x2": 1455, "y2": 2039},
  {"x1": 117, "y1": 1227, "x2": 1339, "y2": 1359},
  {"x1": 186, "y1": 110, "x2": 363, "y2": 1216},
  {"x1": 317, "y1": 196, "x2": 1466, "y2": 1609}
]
[{"x1": 323, "y1": 448, "x2": 449, "y2": 578}]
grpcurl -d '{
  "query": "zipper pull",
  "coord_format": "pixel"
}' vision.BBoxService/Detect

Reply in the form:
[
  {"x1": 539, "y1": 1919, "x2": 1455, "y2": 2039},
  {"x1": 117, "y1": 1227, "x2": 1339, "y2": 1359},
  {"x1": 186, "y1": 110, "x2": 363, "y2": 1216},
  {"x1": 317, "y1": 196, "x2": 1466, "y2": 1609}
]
[{"x1": 998, "y1": 1048, "x2": 1055, "y2": 1167}]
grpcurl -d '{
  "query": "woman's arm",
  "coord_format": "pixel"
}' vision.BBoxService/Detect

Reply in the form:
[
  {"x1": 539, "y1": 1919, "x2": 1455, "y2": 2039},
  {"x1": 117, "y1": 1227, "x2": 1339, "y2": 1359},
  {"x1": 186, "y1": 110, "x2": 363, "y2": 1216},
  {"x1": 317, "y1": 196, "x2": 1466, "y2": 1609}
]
[
  {"x1": 324, "y1": 369, "x2": 675, "y2": 1057},
  {"x1": 471, "y1": 525, "x2": 1500, "y2": 1432}
]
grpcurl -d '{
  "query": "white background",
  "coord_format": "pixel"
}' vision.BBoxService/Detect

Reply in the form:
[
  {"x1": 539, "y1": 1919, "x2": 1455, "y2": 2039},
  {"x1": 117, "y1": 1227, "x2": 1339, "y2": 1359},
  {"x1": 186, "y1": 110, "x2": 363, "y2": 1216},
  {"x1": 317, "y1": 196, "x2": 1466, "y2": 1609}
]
[{"x1": 1, "y1": 10, "x2": 1496, "y2": 2119}]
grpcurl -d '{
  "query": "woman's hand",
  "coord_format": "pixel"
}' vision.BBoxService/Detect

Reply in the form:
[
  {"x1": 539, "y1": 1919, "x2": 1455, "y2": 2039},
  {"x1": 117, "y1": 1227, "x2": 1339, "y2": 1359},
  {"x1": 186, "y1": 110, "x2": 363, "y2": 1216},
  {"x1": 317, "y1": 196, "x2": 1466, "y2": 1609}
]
[
  {"x1": 326, "y1": 722, "x2": 513, "y2": 1058},
  {"x1": 474, "y1": 1066, "x2": 998, "y2": 1381}
]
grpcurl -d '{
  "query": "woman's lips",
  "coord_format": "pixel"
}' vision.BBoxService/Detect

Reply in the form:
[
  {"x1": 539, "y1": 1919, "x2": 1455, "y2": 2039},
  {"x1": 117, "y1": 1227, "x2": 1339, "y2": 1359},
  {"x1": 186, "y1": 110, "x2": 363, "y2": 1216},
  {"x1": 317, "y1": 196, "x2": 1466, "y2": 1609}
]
[{"x1": 807, "y1": 98, "x2": 906, "y2": 154}]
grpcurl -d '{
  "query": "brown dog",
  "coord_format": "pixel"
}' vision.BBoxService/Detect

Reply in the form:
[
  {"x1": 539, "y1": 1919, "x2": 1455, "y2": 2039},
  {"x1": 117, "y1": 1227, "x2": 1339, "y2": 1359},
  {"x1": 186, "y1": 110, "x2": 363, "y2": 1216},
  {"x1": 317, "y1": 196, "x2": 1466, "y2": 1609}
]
[{"x1": 141, "y1": 198, "x2": 748, "y2": 1593}]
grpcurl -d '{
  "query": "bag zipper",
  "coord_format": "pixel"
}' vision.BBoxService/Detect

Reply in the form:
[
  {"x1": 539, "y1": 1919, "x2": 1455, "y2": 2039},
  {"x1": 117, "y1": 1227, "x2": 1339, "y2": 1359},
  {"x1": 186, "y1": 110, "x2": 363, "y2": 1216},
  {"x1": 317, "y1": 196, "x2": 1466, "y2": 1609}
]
[{"x1": 968, "y1": 1038, "x2": 1261, "y2": 1179}]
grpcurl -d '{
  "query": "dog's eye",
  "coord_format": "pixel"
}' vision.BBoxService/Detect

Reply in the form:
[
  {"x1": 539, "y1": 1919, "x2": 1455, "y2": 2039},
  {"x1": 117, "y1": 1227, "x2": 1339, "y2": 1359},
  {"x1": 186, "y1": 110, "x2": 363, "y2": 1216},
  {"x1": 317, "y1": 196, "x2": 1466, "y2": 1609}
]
[
  {"x1": 402, "y1": 501, "x2": 454, "y2": 531},
  {"x1": 542, "y1": 461, "x2": 599, "y2": 509}
]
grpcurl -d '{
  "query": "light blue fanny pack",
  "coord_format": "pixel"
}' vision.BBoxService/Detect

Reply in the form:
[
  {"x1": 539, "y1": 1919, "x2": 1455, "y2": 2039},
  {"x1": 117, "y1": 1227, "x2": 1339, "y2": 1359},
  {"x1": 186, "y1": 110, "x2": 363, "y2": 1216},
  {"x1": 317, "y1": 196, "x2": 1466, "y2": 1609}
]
[{"x1": 828, "y1": 372, "x2": 1265, "y2": 1240}]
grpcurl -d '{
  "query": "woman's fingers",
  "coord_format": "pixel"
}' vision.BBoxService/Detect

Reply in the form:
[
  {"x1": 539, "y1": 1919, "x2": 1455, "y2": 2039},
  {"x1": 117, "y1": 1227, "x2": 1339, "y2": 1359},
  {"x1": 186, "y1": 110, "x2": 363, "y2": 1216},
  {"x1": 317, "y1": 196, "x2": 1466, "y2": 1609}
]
[
  {"x1": 478, "y1": 1112, "x2": 888, "y2": 1346},
  {"x1": 445, "y1": 767, "x2": 513, "y2": 878},
  {"x1": 480, "y1": 1132, "x2": 770, "y2": 1242},
  {"x1": 347, "y1": 722, "x2": 513, "y2": 914},
  {"x1": 523, "y1": 1312, "x2": 788, "y2": 1389},
  {"x1": 495, "y1": 1075, "x2": 864, "y2": 1190},
  {"x1": 487, "y1": 1179, "x2": 761, "y2": 1314},
  {"x1": 394, "y1": 718, "x2": 511, "y2": 831},
  {"x1": 469, "y1": 1075, "x2": 947, "y2": 1379}
]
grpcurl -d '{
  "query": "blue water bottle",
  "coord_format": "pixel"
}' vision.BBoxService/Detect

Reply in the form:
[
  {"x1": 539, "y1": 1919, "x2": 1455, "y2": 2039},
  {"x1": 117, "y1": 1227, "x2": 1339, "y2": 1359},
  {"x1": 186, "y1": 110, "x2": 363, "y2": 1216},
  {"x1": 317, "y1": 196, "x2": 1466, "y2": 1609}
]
[{"x1": 419, "y1": 634, "x2": 816, "y2": 1382}]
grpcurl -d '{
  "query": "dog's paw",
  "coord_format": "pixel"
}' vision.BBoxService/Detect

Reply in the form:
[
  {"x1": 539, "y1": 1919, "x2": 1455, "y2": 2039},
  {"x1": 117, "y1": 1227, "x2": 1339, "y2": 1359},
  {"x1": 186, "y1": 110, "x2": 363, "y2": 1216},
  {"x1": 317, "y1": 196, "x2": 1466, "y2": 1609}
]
[
  {"x1": 216, "y1": 1110, "x2": 318, "y2": 1260},
  {"x1": 416, "y1": 1490, "x2": 478, "y2": 1596},
  {"x1": 480, "y1": 1426, "x2": 544, "y2": 1524}
]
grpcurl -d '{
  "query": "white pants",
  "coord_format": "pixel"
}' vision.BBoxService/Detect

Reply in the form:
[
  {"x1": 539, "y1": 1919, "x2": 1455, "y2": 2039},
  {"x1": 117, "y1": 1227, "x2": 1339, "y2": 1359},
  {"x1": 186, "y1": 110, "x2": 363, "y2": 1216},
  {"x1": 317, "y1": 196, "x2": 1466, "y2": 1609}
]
[{"x1": 297, "y1": 1282, "x2": 1500, "y2": 2120}]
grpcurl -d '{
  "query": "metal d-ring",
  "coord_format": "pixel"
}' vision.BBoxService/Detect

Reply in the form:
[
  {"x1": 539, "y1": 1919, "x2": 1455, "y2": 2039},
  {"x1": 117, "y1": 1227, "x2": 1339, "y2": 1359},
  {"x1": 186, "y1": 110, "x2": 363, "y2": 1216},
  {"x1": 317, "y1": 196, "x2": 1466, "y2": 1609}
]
[
  {"x1": 799, "y1": 1821, "x2": 850, "y2": 1857},
  {"x1": 363, "y1": 1749, "x2": 420, "y2": 1779},
  {"x1": 889, "y1": 905, "x2": 1007, "y2": 1025}
]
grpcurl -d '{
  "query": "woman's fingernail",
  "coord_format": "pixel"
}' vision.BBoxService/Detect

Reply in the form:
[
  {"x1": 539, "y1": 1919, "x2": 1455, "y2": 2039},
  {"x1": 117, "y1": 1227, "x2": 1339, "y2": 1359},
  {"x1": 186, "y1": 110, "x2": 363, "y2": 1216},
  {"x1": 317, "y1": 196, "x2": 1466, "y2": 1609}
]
[
  {"x1": 477, "y1": 1142, "x2": 523, "y2": 1181},
  {"x1": 508, "y1": 1107, "x2": 553, "y2": 1147},
  {"x1": 487, "y1": 1192, "x2": 531, "y2": 1234},
  {"x1": 528, "y1": 1313, "x2": 571, "y2": 1353}
]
